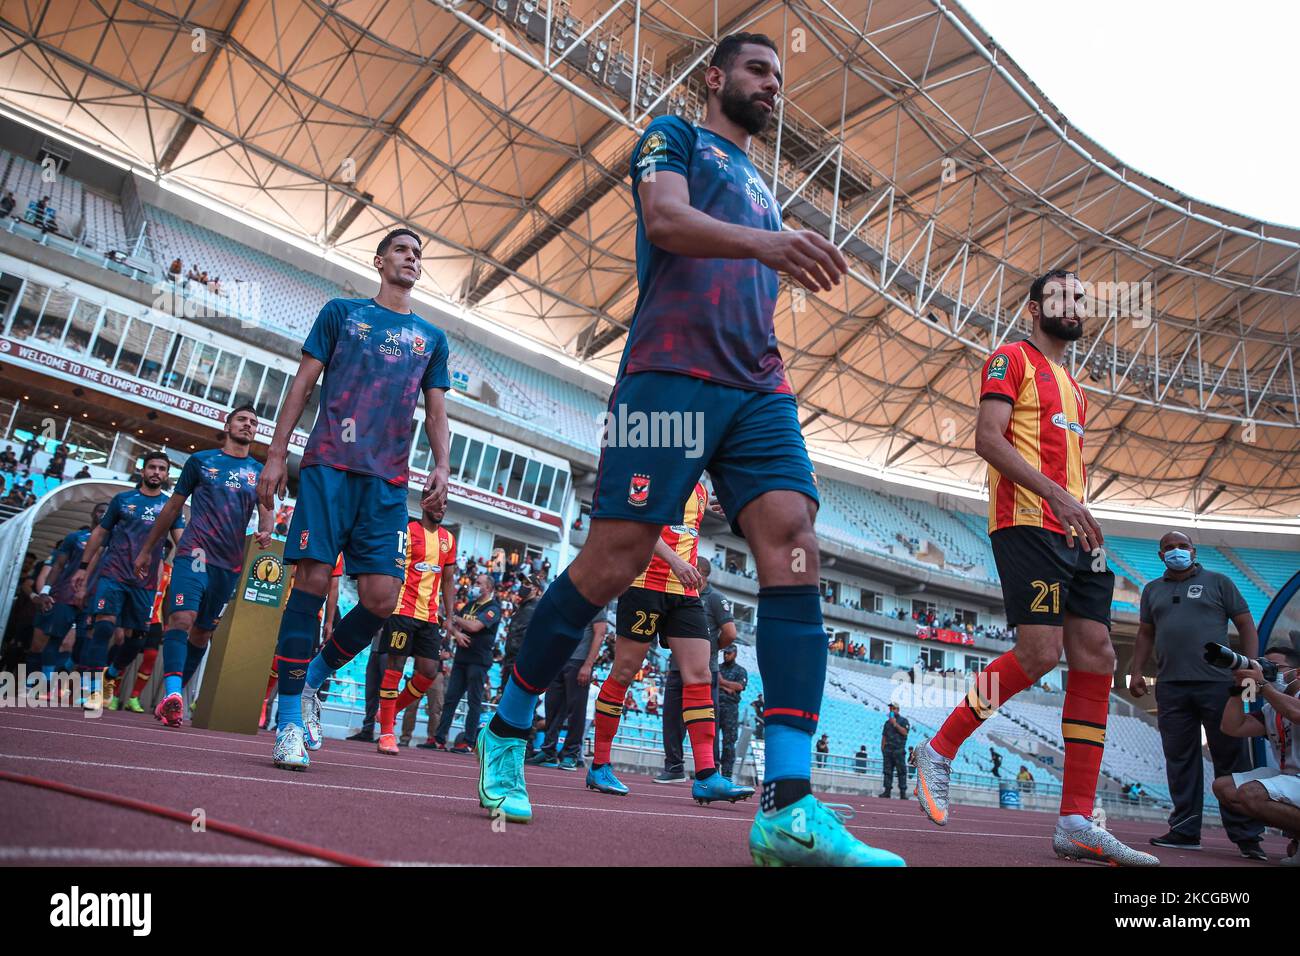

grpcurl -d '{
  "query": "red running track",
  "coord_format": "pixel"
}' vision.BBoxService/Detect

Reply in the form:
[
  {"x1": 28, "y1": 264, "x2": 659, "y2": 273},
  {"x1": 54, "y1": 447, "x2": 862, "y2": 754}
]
[{"x1": 0, "y1": 707, "x2": 1288, "y2": 867}]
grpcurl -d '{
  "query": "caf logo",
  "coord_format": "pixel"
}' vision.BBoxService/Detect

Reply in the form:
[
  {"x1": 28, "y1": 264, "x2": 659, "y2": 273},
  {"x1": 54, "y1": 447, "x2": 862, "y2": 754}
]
[{"x1": 251, "y1": 554, "x2": 284, "y2": 585}]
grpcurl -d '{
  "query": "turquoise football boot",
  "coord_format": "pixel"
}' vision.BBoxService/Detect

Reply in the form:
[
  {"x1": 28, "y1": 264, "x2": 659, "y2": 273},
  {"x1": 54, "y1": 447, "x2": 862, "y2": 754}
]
[
  {"x1": 692, "y1": 773, "x2": 755, "y2": 805},
  {"x1": 476, "y1": 725, "x2": 532, "y2": 823},
  {"x1": 585, "y1": 763, "x2": 629, "y2": 796},
  {"x1": 749, "y1": 795, "x2": 906, "y2": 866}
]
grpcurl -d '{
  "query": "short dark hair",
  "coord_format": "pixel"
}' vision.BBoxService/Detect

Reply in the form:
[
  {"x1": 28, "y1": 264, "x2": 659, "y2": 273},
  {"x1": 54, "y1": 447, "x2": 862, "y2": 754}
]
[
  {"x1": 1265, "y1": 645, "x2": 1300, "y2": 667},
  {"x1": 229, "y1": 403, "x2": 258, "y2": 419},
  {"x1": 709, "y1": 32, "x2": 779, "y2": 71},
  {"x1": 142, "y1": 451, "x2": 171, "y2": 469},
  {"x1": 377, "y1": 228, "x2": 422, "y2": 257},
  {"x1": 1028, "y1": 269, "x2": 1077, "y2": 308}
]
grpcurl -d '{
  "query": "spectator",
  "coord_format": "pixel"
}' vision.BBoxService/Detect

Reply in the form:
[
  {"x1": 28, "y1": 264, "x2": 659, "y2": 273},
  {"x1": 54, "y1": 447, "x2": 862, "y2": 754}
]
[
  {"x1": 879, "y1": 702, "x2": 909, "y2": 798},
  {"x1": 1130, "y1": 530, "x2": 1265, "y2": 857},
  {"x1": 854, "y1": 745, "x2": 868, "y2": 774},
  {"x1": 432, "y1": 572, "x2": 502, "y2": 752},
  {"x1": 44, "y1": 447, "x2": 66, "y2": 481},
  {"x1": 0, "y1": 190, "x2": 14, "y2": 219},
  {"x1": 498, "y1": 573, "x2": 542, "y2": 695},
  {"x1": 644, "y1": 680, "x2": 659, "y2": 716},
  {"x1": 815, "y1": 733, "x2": 829, "y2": 769},
  {"x1": 0, "y1": 446, "x2": 17, "y2": 474},
  {"x1": 751, "y1": 692, "x2": 765, "y2": 740},
  {"x1": 717, "y1": 643, "x2": 748, "y2": 779},
  {"x1": 1017, "y1": 765, "x2": 1033, "y2": 792},
  {"x1": 990, "y1": 747, "x2": 1002, "y2": 778},
  {"x1": 73, "y1": 464, "x2": 91, "y2": 480},
  {"x1": 168, "y1": 257, "x2": 182, "y2": 282},
  {"x1": 19, "y1": 436, "x2": 39, "y2": 468}
]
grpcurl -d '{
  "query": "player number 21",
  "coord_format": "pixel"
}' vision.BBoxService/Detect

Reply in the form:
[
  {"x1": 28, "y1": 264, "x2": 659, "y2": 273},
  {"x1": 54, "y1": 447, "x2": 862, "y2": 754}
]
[{"x1": 1029, "y1": 579, "x2": 1060, "y2": 615}]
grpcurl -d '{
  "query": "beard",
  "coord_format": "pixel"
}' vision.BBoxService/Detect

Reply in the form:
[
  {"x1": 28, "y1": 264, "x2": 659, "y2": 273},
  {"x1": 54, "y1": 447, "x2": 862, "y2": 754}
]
[
  {"x1": 1039, "y1": 313, "x2": 1084, "y2": 342},
  {"x1": 143, "y1": 474, "x2": 163, "y2": 488},
  {"x1": 228, "y1": 429, "x2": 253, "y2": 446},
  {"x1": 719, "y1": 80, "x2": 773, "y2": 135}
]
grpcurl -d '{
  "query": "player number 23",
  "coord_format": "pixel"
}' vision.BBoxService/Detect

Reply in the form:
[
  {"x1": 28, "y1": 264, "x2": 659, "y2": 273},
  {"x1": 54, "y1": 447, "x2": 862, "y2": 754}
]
[
  {"x1": 1029, "y1": 580, "x2": 1060, "y2": 615},
  {"x1": 630, "y1": 611, "x2": 660, "y2": 636}
]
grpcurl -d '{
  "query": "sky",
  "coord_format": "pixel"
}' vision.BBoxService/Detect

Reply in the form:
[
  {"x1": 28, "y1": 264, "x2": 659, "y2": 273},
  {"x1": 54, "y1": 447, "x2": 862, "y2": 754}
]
[{"x1": 959, "y1": 0, "x2": 1300, "y2": 228}]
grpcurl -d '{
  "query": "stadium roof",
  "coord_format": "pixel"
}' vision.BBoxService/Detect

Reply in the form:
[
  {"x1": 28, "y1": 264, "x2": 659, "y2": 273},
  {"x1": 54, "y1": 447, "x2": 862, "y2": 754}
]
[{"x1": 2, "y1": 0, "x2": 1298, "y2": 518}]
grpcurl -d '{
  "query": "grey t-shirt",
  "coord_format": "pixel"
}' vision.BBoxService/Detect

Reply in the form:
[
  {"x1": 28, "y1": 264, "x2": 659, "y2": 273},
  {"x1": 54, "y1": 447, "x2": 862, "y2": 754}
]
[
  {"x1": 671, "y1": 584, "x2": 733, "y2": 674},
  {"x1": 1139, "y1": 565, "x2": 1250, "y2": 682},
  {"x1": 571, "y1": 603, "x2": 614, "y2": 662}
]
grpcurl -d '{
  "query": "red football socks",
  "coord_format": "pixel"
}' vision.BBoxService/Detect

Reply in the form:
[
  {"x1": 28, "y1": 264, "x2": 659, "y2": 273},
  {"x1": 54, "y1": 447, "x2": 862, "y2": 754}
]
[
  {"x1": 394, "y1": 672, "x2": 434, "y2": 713},
  {"x1": 593, "y1": 677, "x2": 628, "y2": 765},
  {"x1": 377, "y1": 668, "x2": 403, "y2": 737},
  {"x1": 1060, "y1": 670, "x2": 1111, "y2": 817},
  {"x1": 932, "y1": 651, "x2": 1033, "y2": 759},
  {"x1": 129, "y1": 648, "x2": 158, "y2": 699},
  {"x1": 682, "y1": 682, "x2": 717, "y2": 776}
]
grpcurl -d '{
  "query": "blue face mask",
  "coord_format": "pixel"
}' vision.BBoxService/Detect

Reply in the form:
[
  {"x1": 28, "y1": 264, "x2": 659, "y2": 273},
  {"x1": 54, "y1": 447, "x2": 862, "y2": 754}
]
[
  {"x1": 1162, "y1": 548, "x2": 1193, "y2": 571},
  {"x1": 468, "y1": 586, "x2": 482, "y2": 601}
]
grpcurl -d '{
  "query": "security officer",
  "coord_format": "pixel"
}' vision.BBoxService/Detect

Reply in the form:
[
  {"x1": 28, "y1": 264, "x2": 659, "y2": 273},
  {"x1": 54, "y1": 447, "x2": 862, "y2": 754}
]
[
  {"x1": 433, "y1": 572, "x2": 502, "y2": 753},
  {"x1": 718, "y1": 644, "x2": 748, "y2": 777},
  {"x1": 880, "y1": 702, "x2": 910, "y2": 798},
  {"x1": 1129, "y1": 530, "x2": 1265, "y2": 858}
]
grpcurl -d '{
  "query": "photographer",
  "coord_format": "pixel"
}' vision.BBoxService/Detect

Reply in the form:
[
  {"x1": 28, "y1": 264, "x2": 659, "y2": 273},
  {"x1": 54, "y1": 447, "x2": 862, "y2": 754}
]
[
  {"x1": 1130, "y1": 531, "x2": 1265, "y2": 857},
  {"x1": 1212, "y1": 644, "x2": 1300, "y2": 866}
]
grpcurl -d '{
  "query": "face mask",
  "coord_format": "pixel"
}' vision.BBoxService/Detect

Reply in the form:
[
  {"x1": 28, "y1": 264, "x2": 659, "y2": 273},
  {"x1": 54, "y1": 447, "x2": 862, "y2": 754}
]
[
  {"x1": 1162, "y1": 548, "x2": 1192, "y2": 571},
  {"x1": 468, "y1": 586, "x2": 482, "y2": 601}
]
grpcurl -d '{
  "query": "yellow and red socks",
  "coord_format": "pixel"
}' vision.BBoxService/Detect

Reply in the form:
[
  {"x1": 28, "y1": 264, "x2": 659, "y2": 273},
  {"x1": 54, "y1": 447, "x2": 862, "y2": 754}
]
[
  {"x1": 394, "y1": 672, "x2": 433, "y2": 713},
  {"x1": 682, "y1": 682, "x2": 717, "y2": 779},
  {"x1": 1060, "y1": 670, "x2": 1111, "y2": 817},
  {"x1": 592, "y1": 676, "x2": 628, "y2": 766},
  {"x1": 377, "y1": 668, "x2": 403, "y2": 737},
  {"x1": 931, "y1": 650, "x2": 1033, "y2": 760},
  {"x1": 129, "y1": 647, "x2": 158, "y2": 699}
]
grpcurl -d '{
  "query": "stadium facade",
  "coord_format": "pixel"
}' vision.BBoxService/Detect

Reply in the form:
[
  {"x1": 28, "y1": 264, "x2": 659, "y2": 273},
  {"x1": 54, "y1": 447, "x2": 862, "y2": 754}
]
[{"x1": 0, "y1": 0, "x2": 1298, "y2": 810}]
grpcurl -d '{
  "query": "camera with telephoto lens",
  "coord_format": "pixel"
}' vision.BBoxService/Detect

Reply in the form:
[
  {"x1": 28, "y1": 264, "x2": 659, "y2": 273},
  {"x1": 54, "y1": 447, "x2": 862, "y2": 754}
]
[{"x1": 1202, "y1": 642, "x2": 1279, "y2": 682}]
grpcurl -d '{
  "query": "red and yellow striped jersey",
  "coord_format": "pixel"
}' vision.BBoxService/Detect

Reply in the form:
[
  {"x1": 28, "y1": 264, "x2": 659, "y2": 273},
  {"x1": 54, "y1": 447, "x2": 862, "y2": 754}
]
[
  {"x1": 151, "y1": 563, "x2": 172, "y2": 626},
  {"x1": 980, "y1": 340, "x2": 1088, "y2": 536},
  {"x1": 395, "y1": 520, "x2": 457, "y2": 623},
  {"x1": 631, "y1": 482, "x2": 707, "y2": 595}
]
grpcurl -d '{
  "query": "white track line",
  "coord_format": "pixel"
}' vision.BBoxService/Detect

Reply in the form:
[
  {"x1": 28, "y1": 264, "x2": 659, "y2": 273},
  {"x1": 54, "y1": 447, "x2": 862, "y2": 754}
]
[
  {"x1": 0, "y1": 751, "x2": 1051, "y2": 838},
  {"x1": 0, "y1": 847, "x2": 328, "y2": 866}
]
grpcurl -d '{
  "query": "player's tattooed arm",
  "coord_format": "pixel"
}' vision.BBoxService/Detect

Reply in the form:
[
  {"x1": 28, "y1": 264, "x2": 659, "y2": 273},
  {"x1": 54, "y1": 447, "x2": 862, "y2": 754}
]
[
  {"x1": 421, "y1": 386, "x2": 451, "y2": 511},
  {"x1": 258, "y1": 353, "x2": 325, "y2": 509},
  {"x1": 974, "y1": 396, "x2": 1103, "y2": 551}
]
